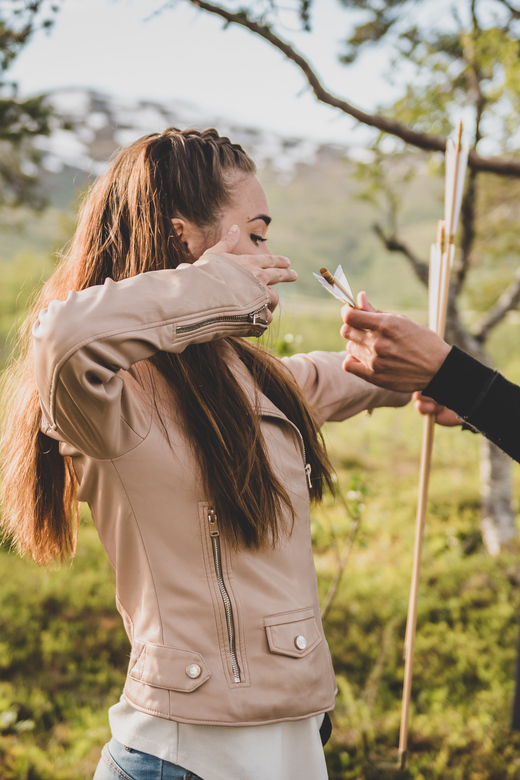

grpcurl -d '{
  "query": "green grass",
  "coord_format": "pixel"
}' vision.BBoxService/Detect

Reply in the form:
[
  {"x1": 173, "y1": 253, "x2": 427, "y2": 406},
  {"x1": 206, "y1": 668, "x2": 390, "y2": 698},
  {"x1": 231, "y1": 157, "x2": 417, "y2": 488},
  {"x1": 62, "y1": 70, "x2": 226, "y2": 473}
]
[
  {"x1": 2, "y1": 181, "x2": 520, "y2": 776},
  {"x1": 1, "y1": 308, "x2": 520, "y2": 778},
  {"x1": 318, "y1": 403, "x2": 520, "y2": 779}
]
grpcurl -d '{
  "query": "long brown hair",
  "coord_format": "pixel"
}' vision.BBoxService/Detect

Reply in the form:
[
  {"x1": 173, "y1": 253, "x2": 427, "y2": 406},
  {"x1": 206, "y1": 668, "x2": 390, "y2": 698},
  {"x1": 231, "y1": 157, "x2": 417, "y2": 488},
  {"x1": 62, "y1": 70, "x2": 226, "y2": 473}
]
[{"x1": 1, "y1": 128, "x2": 333, "y2": 564}]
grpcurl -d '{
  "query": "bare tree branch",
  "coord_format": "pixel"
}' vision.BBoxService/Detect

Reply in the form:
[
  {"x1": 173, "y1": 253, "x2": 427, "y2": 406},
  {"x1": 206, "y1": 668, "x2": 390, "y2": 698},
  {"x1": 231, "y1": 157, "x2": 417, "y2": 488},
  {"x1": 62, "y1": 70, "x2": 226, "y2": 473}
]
[
  {"x1": 473, "y1": 266, "x2": 520, "y2": 342},
  {"x1": 186, "y1": 0, "x2": 520, "y2": 177},
  {"x1": 373, "y1": 224, "x2": 429, "y2": 287},
  {"x1": 319, "y1": 481, "x2": 365, "y2": 621},
  {"x1": 495, "y1": 0, "x2": 520, "y2": 19},
  {"x1": 320, "y1": 520, "x2": 359, "y2": 620},
  {"x1": 361, "y1": 616, "x2": 399, "y2": 710},
  {"x1": 454, "y1": 168, "x2": 478, "y2": 295}
]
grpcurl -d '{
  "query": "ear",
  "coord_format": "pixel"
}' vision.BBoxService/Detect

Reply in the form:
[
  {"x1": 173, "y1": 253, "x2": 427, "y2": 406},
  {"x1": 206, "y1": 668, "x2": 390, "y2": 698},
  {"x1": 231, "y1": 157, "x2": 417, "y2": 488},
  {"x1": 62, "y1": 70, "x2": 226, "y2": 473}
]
[
  {"x1": 170, "y1": 217, "x2": 207, "y2": 259},
  {"x1": 171, "y1": 218, "x2": 187, "y2": 243}
]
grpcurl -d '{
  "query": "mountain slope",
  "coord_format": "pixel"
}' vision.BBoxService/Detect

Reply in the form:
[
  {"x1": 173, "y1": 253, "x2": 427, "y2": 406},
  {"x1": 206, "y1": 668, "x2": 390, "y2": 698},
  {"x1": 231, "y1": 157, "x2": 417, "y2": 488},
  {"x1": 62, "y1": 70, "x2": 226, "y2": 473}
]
[{"x1": 1, "y1": 88, "x2": 443, "y2": 311}]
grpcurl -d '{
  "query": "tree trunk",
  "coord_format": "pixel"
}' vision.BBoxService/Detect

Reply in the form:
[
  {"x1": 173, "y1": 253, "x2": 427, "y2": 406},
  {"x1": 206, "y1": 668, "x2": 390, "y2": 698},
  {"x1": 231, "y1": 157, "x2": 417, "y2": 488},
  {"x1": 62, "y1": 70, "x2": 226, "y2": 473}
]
[{"x1": 479, "y1": 439, "x2": 516, "y2": 556}]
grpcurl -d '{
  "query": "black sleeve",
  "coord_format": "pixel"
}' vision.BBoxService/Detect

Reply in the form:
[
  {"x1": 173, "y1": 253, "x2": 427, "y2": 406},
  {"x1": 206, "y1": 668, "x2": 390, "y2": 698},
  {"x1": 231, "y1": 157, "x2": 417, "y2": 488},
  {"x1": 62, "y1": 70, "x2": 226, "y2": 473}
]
[{"x1": 424, "y1": 346, "x2": 520, "y2": 463}]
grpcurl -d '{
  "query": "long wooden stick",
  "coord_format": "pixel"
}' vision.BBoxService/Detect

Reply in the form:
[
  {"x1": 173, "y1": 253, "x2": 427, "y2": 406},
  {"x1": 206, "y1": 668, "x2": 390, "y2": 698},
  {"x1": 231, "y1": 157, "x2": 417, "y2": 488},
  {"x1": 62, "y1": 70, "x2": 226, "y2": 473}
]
[
  {"x1": 398, "y1": 413, "x2": 436, "y2": 768},
  {"x1": 398, "y1": 121, "x2": 464, "y2": 770}
]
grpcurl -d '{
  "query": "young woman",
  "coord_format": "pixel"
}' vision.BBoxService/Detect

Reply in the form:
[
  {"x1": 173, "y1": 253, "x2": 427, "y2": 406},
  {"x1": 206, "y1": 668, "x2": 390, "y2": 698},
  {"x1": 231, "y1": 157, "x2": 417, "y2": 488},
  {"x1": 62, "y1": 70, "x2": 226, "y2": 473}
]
[{"x1": 1, "y1": 128, "x2": 408, "y2": 780}]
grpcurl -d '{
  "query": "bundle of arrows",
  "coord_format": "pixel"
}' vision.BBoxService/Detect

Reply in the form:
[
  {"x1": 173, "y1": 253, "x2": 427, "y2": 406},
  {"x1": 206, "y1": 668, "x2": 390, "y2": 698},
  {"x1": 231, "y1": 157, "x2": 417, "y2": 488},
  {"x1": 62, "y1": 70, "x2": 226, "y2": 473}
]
[
  {"x1": 398, "y1": 120, "x2": 469, "y2": 769},
  {"x1": 314, "y1": 121, "x2": 469, "y2": 770}
]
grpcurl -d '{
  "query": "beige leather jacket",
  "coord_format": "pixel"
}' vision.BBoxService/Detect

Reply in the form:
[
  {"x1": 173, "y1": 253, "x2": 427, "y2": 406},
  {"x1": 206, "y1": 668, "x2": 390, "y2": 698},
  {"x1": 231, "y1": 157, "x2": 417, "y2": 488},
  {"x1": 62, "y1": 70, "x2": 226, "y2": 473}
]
[{"x1": 33, "y1": 254, "x2": 408, "y2": 726}]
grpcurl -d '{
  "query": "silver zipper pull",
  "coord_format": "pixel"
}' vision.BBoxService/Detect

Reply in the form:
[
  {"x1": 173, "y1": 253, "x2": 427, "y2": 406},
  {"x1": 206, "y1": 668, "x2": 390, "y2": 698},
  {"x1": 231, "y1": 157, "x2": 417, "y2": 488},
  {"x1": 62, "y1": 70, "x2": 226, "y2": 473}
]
[
  {"x1": 208, "y1": 509, "x2": 219, "y2": 537},
  {"x1": 305, "y1": 463, "x2": 312, "y2": 489},
  {"x1": 249, "y1": 307, "x2": 268, "y2": 326}
]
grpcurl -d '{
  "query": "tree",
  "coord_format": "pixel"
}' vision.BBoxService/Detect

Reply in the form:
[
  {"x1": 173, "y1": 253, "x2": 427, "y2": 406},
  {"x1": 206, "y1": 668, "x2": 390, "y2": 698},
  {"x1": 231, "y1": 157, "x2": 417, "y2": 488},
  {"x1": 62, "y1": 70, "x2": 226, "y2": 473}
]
[
  {"x1": 0, "y1": 0, "x2": 59, "y2": 209},
  {"x1": 172, "y1": 0, "x2": 520, "y2": 554}
]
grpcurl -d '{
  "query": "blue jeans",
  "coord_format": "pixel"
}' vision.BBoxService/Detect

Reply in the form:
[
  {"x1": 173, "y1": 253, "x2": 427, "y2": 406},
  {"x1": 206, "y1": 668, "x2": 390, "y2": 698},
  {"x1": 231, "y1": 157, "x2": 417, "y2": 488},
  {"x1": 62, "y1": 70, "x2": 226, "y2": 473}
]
[{"x1": 93, "y1": 738, "x2": 205, "y2": 780}]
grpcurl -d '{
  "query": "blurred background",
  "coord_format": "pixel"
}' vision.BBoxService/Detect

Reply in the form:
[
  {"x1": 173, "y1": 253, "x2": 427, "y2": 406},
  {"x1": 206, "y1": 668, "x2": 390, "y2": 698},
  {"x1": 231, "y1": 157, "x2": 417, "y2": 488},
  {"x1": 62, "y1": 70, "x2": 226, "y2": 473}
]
[{"x1": 1, "y1": 1, "x2": 520, "y2": 777}]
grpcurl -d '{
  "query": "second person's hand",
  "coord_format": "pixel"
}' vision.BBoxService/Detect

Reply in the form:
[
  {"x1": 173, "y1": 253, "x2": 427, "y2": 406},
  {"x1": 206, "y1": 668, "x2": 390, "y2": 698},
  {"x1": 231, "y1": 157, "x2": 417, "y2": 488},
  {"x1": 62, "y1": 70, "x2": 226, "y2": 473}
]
[
  {"x1": 413, "y1": 392, "x2": 463, "y2": 427},
  {"x1": 340, "y1": 292, "x2": 451, "y2": 392}
]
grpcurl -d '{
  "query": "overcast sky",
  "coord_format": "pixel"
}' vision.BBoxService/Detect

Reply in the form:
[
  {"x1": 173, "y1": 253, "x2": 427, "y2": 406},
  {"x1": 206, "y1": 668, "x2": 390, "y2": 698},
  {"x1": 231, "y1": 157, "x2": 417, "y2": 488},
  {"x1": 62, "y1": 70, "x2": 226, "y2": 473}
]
[{"x1": 8, "y1": 0, "x2": 405, "y2": 145}]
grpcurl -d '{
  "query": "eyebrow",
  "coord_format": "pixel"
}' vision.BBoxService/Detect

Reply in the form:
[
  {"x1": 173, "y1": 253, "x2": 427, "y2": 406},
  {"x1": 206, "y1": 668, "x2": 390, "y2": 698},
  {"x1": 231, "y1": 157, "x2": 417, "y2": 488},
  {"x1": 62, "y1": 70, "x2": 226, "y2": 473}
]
[{"x1": 247, "y1": 214, "x2": 272, "y2": 226}]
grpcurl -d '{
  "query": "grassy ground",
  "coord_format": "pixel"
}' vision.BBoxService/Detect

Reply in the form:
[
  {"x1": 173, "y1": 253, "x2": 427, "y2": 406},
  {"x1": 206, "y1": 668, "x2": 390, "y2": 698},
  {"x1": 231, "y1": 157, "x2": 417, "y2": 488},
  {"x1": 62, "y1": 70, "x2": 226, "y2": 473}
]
[{"x1": 1, "y1": 310, "x2": 520, "y2": 779}]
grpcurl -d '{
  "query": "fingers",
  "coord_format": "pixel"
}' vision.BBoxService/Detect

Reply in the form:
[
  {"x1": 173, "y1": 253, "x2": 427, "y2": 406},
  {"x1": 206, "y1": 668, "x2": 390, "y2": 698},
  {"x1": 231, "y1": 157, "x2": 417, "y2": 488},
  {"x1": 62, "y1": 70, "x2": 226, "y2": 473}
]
[
  {"x1": 414, "y1": 397, "x2": 440, "y2": 416},
  {"x1": 240, "y1": 253, "x2": 297, "y2": 282},
  {"x1": 356, "y1": 291, "x2": 378, "y2": 313},
  {"x1": 340, "y1": 320, "x2": 370, "y2": 344},
  {"x1": 413, "y1": 391, "x2": 434, "y2": 403},
  {"x1": 413, "y1": 392, "x2": 441, "y2": 413},
  {"x1": 340, "y1": 293, "x2": 380, "y2": 330},
  {"x1": 206, "y1": 224, "x2": 241, "y2": 255},
  {"x1": 268, "y1": 288, "x2": 279, "y2": 313},
  {"x1": 200, "y1": 229, "x2": 296, "y2": 320},
  {"x1": 342, "y1": 353, "x2": 373, "y2": 382},
  {"x1": 245, "y1": 253, "x2": 291, "y2": 270},
  {"x1": 341, "y1": 306, "x2": 384, "y2": 333},
  {"x1": 258, "y1": 264, "x2": 298, "y2": 287},
  {"x1": 231, "y1": 254, "x2": 297, "y2": 287}
]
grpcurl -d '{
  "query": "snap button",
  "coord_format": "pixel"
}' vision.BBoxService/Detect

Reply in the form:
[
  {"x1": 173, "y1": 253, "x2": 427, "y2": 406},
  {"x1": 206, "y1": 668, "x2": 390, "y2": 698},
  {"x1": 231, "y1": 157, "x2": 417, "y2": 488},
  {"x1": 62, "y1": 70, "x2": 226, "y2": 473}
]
[
  {"x1": 295, "y1": 635, "x2": 307, "y2": 650},
  {"x1": 186, "y1": 663, "x2": 202, "y2": 679}
]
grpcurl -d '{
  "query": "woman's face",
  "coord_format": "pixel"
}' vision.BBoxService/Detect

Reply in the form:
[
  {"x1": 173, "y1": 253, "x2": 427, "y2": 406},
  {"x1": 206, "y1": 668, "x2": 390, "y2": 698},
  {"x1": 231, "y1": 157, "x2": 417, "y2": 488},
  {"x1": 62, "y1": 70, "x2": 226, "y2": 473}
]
[
  {"x1": 215, "y1": 173, "x2": 272, "y2": 257},
  {"x1": 173, "y1": 173, "x2": 273, "y2": 260}
]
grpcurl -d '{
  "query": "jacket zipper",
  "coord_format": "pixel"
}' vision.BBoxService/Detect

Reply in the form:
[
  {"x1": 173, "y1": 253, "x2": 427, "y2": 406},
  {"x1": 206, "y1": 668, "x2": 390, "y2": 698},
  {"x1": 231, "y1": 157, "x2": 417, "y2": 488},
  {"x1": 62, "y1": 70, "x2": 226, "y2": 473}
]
[
  {"x1": 207, "y1": 508, "x2": 241, "y2": 683},
  {"x1": 176, "y1": 307, "x2": 268, "y2": 335},
  {"x1": 262, "y1": 413, "x2": 313, "y2": 490}
]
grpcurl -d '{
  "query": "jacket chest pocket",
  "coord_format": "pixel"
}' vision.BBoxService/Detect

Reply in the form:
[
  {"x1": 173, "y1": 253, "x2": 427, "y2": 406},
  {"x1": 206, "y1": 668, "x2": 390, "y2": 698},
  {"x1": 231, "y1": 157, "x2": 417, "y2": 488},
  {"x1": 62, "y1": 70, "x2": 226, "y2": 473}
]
[{"x1": 263, "y1": 608, "x2": 322, "y2": 658}]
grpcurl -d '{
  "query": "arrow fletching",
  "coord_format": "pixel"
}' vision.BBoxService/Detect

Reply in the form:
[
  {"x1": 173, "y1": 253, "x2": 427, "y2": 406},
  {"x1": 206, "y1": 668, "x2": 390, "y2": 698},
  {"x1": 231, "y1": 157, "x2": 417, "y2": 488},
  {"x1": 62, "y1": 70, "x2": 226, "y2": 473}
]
[
  {"x1": 444, "y1": 134, "x2": 469, "y2": 241},
  {"x1": 453, "y1": 143, "x2": 469, "y2": 235},
  {"x1": 313, "y1": 264, "x2": 355, "y2": 306}
]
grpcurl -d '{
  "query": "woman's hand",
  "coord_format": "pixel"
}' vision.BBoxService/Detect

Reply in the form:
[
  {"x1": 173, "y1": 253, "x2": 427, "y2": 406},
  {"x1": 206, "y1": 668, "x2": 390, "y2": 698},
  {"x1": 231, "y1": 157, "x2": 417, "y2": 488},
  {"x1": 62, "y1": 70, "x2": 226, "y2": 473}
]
[
  {"x1": 413, "y1": 392, "x2": 463, "y2": 427},
  {"x1": 198, "y1": 226, "x2": 297, "y2": 321},
  {"x1": 340, "y1": 292, "x2": 451, "y2": 392}
]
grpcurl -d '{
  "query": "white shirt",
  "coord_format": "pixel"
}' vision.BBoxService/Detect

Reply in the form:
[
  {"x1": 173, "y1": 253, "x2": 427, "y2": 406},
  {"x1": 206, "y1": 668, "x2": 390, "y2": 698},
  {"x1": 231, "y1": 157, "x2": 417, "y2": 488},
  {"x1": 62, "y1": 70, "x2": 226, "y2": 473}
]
[{"x1": 109, "y1": 697, "x2": 329, "y2": 780}]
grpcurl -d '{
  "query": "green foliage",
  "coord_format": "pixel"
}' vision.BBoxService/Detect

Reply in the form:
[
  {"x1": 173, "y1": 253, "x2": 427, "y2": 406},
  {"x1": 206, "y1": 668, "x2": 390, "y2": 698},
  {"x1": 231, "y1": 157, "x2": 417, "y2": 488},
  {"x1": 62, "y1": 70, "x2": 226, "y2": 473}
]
[
  {"x1": 0, "y1": 522, "x2": 125, "y2": 778},
  {"x1": 338, "y1": 0, "x2": 410, "y2": 64},
  {"x1": 0, "y1": 249, "x2": 55, "y2": 366},
  {"x1": 1, "y1": 313, "x2": 519, "y2": 777},
  {"x1": 298, "y1": 0, "x2": 312, "y2": 30},
  {"x1": 260, "y1": 160, "x2": 432, "y2": 310},
  {"x1": 0, "y1": 1, "x2": 60, "y2": 208}
]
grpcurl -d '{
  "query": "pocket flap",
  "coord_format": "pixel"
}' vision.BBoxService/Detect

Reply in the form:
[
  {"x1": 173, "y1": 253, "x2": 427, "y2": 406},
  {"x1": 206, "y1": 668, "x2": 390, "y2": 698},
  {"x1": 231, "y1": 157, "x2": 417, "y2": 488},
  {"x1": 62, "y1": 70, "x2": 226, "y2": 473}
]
[
  {"x1": 129, "y1": 640, "x2": 210, "y2": 692},
  {"x1": 263, "y1": 608, "x2": 321, "y2": 658}
]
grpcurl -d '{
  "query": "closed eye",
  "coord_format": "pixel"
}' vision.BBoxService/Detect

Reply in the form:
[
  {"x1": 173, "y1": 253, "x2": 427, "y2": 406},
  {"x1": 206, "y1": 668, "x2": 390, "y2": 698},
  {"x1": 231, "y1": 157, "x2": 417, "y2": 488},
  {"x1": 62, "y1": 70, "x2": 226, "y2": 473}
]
[{"x1": 251, "y1": 234, "x2": 267, "y2": 246}]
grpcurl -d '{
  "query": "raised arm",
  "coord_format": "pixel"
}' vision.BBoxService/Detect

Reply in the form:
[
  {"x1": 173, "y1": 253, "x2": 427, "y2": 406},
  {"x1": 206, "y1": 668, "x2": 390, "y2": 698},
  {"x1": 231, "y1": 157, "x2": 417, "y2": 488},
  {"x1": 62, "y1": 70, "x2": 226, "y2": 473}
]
[
  {"x1": 33, "y1": 249, "x2": 273, "y2": 459},
  {"x1": 283, "y1": 351, "x2": 410, "y2": 428}
]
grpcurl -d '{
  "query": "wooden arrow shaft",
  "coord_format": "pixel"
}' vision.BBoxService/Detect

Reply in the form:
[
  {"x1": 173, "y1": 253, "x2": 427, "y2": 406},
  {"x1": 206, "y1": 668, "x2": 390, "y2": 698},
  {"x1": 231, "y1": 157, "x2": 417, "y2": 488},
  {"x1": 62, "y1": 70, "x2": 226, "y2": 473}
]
[
  {"x1": 398, "y1": 128, "x2": 463, "y2": 767},
  {"x1": 398, "y1": 413, "x2": 436, "y2": 767}
]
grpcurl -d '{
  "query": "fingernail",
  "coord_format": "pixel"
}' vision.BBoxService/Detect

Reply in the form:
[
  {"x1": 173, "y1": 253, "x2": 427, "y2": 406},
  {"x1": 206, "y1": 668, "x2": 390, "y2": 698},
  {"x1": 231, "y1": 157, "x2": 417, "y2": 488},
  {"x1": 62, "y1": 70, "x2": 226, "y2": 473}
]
[
  {"x1": 291, "y1": 270, "x2": 298, "y2": 279},
  {"x1": 227, "y1": 225, "x2": 239, "y2": 234}
]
